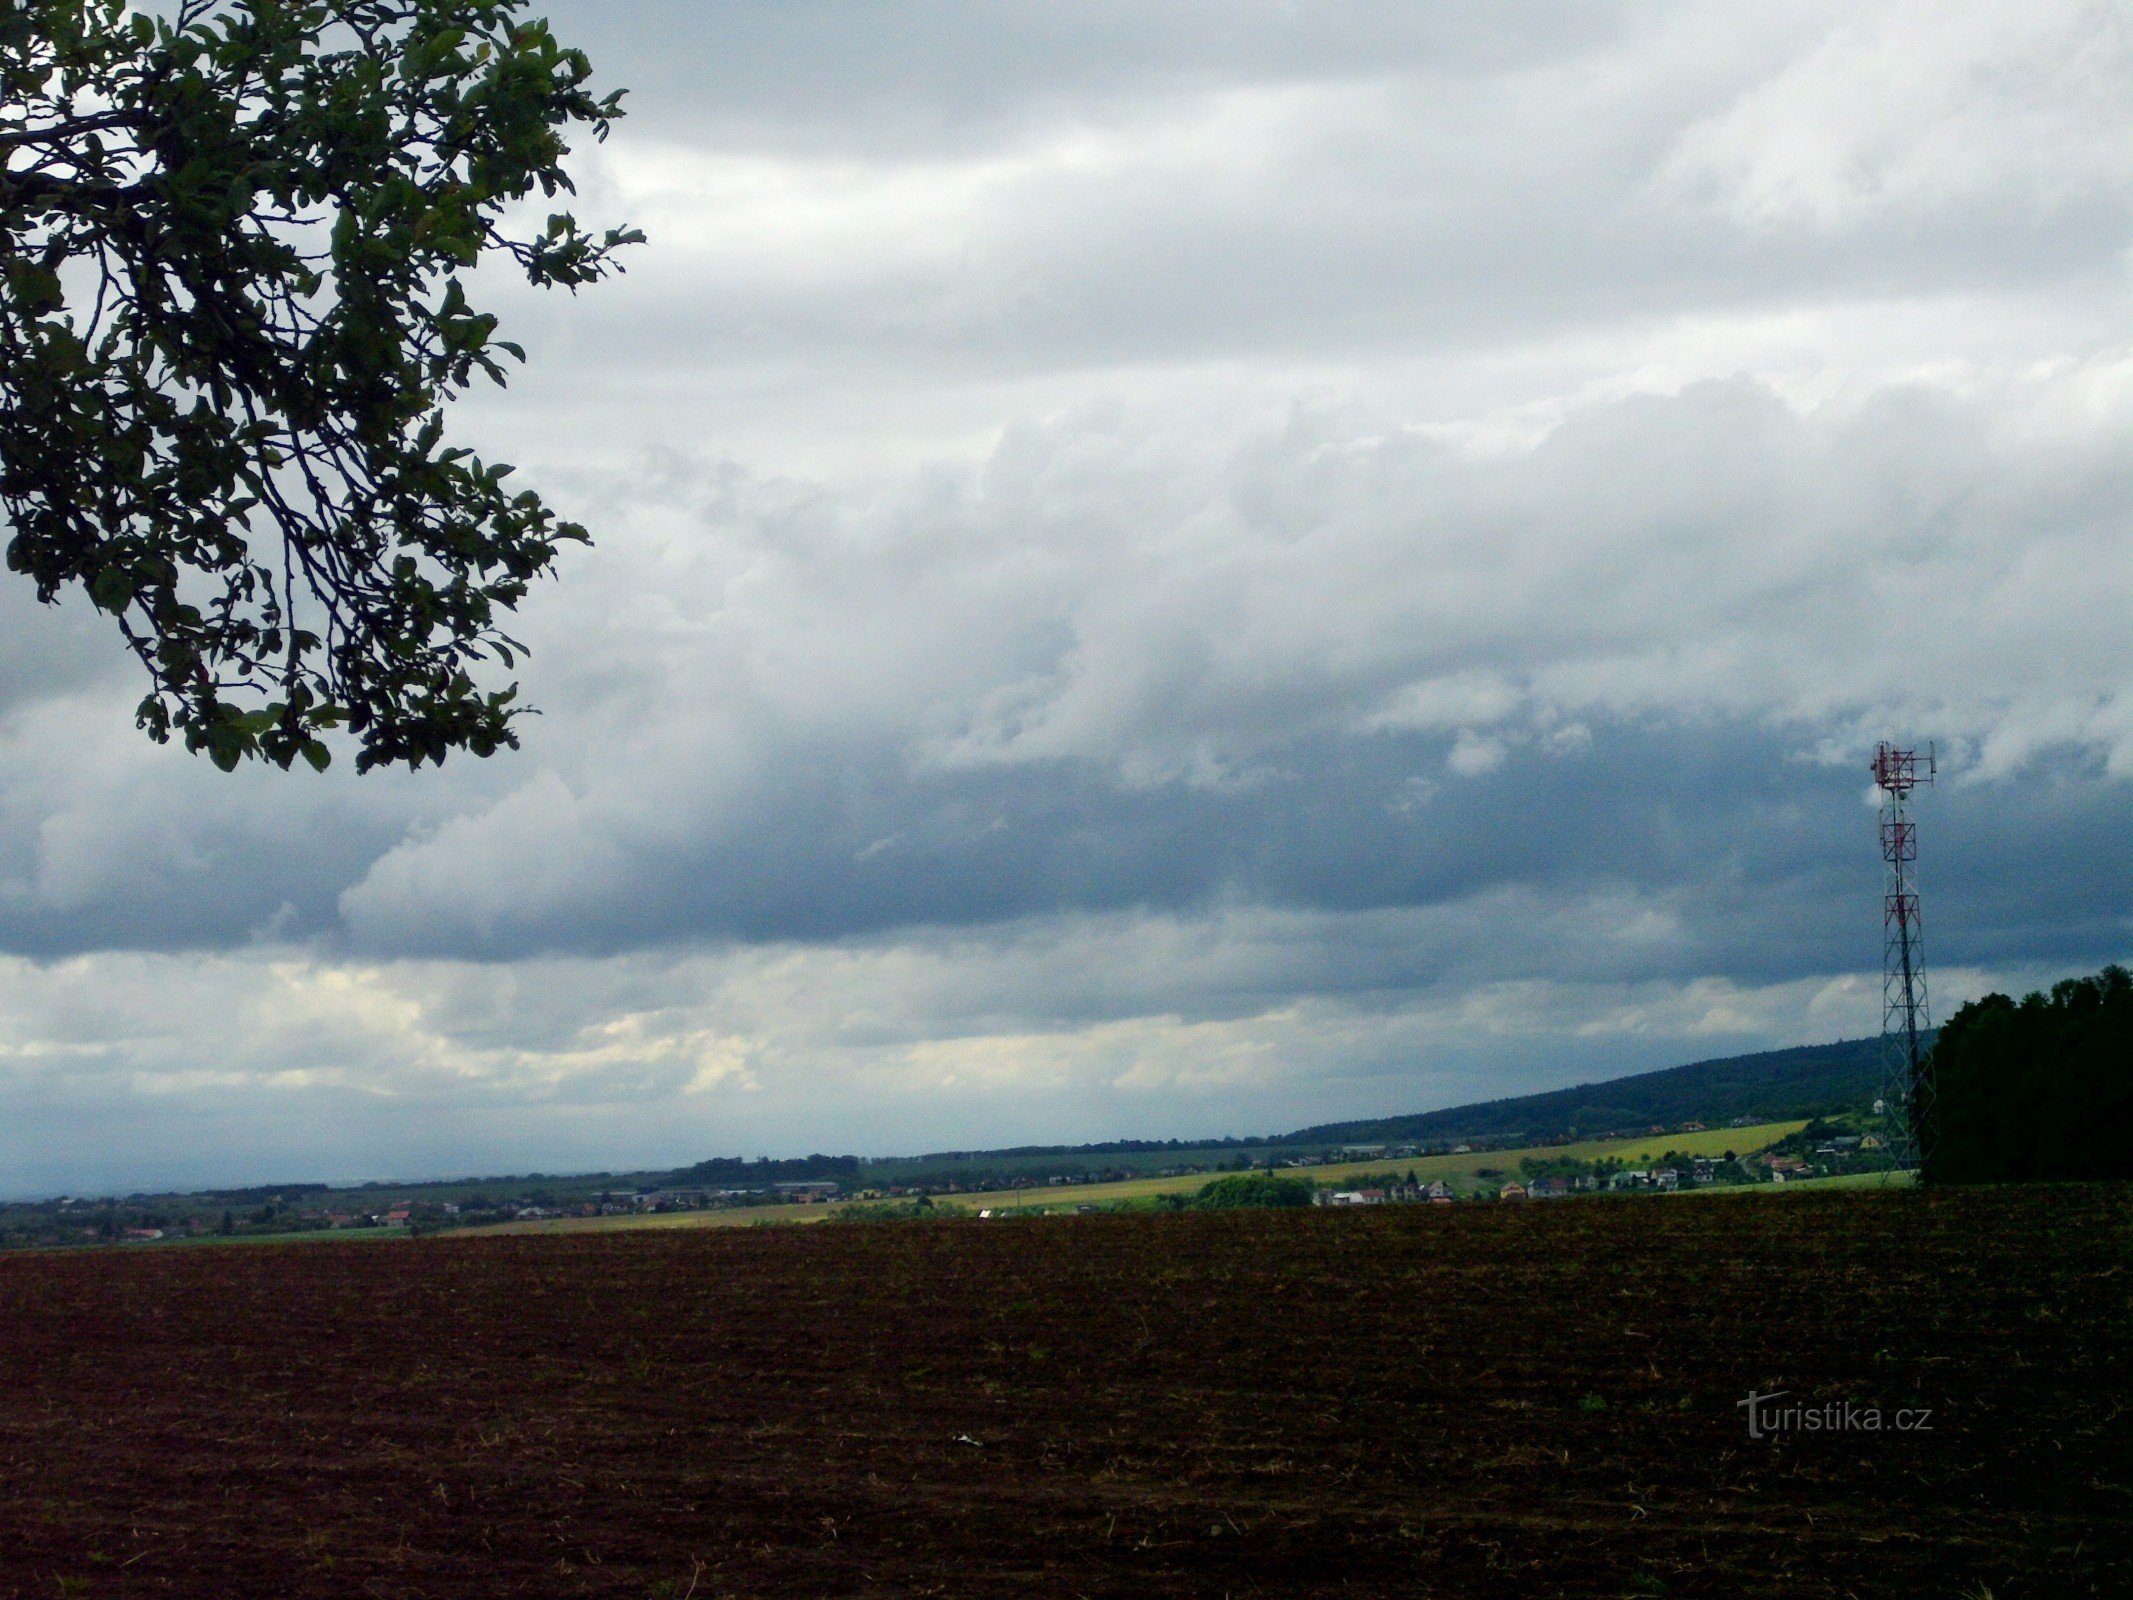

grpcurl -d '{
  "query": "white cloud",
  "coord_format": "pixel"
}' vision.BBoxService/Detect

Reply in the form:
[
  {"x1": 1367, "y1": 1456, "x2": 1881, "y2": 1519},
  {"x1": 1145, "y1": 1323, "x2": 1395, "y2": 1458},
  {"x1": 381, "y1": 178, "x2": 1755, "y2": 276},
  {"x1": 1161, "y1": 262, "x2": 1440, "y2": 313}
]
[
  {"x1": 1662, "y1": 0, "x2": 2133, "y2": 231},
  {"x1": 1448, "y1": 732, "x2": 1509, "y2": 779},
  {"x1": 1363, "y1": 671, "x2": 1525, "y2": 734}
]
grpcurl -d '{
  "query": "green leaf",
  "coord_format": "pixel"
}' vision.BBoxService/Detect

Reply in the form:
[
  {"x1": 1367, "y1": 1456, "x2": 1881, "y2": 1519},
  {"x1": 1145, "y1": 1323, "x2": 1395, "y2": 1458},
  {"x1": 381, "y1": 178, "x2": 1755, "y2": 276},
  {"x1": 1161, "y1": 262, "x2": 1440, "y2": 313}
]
[{"x1": 91, "y1": 568, "x2": 133, "y2": 611}]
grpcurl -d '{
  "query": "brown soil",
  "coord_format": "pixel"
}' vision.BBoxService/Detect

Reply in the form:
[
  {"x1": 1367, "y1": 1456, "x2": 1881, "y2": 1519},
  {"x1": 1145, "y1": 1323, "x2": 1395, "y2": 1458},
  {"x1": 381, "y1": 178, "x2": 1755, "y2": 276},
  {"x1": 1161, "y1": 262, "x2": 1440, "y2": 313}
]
[{"x1": 1, "y1": 1186, "x2": 2127, "y2": 1598}]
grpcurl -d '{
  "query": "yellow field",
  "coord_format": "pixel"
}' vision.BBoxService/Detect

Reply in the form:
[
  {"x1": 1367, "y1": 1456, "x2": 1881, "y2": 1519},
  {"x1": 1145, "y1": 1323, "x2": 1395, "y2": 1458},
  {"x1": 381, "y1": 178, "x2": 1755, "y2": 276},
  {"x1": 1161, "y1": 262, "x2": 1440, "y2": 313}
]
[
  {"x1": 1541, "y1": 1121, "x2": 1807, "y2": 1166},
  {"x1": 458, "y1": 1121, "x2": 1808, "y2": 1237}
]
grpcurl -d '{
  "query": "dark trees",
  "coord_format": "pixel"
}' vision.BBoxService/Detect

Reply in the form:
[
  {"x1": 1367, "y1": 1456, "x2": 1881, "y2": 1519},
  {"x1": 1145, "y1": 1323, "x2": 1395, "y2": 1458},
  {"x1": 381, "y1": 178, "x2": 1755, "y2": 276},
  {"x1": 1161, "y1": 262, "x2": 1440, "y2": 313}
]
[
  {"x1": 1192, "y1": 1173, "x2": 1316, "y2": 1209},
  {"x1": 1923, "y1": 966, "x2": 2133, "y2": 1184},
  {"x1": 0, "y1": 1, "x2": 638, "y2": 772}
]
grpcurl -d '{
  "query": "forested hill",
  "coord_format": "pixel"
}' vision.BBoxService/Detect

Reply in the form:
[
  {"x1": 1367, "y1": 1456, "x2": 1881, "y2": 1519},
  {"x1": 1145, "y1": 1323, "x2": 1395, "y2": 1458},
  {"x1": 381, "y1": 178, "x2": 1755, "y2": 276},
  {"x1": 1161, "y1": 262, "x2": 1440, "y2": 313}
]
[
  {"x1": 658, "y1": 1035, "x2": 1908, "y2": 1189},
  {"x1": 1285, "y1": 1035, "x2": 1901, "y2": 1148}
]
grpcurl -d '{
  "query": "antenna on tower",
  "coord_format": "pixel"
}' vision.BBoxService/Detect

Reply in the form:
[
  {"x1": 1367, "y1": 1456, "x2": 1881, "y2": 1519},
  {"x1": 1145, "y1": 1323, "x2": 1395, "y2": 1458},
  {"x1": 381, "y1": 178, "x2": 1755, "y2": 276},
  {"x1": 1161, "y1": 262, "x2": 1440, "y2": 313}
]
[{"x1": 1872, "y1": 741, "x2": 1934, "y2": 1171}]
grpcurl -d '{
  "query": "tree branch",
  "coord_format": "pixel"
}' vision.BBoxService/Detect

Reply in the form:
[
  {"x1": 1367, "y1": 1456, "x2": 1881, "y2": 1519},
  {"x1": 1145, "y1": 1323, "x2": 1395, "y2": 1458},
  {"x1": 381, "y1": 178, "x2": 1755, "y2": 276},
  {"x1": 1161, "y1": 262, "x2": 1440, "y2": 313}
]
[{"x1": 0, "y1": 109, "x2": 151, "y2": 149}]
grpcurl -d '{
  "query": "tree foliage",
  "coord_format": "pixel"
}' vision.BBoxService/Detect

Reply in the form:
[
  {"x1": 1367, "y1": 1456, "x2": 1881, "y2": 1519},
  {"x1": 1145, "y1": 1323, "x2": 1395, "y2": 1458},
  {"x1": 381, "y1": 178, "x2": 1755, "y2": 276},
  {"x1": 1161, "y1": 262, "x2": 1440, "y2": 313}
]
[
  {"x1": 1922, "y1": 965, "x2": 2133, "y2": 1184},
  {"x1": 1192, "y1": 1172, "x2": 1316, "y2": 1209},
  {"x1": 0, "y1": 0, "x2": 638, "y2": 771}
]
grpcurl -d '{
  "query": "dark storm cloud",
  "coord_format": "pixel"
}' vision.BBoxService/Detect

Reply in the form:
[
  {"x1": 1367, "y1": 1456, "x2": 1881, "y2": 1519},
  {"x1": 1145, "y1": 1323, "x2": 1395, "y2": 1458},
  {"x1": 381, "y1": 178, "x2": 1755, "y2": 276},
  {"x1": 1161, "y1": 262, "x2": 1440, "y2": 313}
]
[
  {"x1": 0, "y1": 762, "x2": 412, "y2": 956},
  {"x1": 336, "y1": 362, "x2": 2133, "y2": 988},
  {"x1": 333, "y1": 714, "x2": 2133, "y2": 993},
  {"x1": 10, "y1": 366, "x2": 2132, "y2": 987}
]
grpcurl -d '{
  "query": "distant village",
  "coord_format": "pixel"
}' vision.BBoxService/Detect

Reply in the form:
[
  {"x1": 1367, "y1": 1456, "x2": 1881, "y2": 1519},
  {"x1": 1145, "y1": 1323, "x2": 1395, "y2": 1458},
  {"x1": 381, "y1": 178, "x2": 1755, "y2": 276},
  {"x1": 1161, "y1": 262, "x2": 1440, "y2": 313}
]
[
  {"x1": 0, "y1": 1114, "x2": 1890, "y2": 1250},
  {"x1": 1312, "y1": 1129, "x2": 1877, "y2": 1207}
]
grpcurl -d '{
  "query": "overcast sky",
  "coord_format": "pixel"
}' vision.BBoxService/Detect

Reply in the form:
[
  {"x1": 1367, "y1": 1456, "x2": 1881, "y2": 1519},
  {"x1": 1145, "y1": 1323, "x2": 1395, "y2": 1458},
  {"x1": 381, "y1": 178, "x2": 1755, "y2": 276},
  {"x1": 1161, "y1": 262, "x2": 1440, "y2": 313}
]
[{"x1": 5, "y1": 0, "x2": 2130, "y2": 1196}]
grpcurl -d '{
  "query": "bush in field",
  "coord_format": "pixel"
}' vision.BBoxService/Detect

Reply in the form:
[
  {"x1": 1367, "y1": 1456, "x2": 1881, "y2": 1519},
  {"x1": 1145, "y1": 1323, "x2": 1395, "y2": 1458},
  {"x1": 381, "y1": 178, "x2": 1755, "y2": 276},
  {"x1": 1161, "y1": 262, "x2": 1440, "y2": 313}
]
[
  {"x1": 827, "y1": 1200, "x2": 969, "y2": 1223},
  {"x1": 1923, "y1": 965, "x2": 2133, "y2": 1184},
  {"x1": 1192, "y1": 1173, "x2": 1316, "y2": 1209}
]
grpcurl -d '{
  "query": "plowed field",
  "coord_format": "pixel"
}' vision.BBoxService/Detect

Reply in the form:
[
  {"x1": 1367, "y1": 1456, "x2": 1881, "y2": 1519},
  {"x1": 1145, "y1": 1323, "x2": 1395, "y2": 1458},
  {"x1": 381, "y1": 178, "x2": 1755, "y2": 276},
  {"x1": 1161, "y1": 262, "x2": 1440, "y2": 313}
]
[{"x1": 2, "y1": 1187, "x2": 2127, "y2": 1597}]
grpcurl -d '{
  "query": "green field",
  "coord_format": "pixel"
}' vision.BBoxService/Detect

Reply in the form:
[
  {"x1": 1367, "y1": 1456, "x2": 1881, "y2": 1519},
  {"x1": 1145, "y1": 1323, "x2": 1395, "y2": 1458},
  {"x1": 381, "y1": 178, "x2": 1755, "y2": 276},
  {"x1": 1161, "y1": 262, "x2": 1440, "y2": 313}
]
[
  {"x1": 1748, "y1": 1167, "x2": 1914, "y2": 1192},
  {"x1": 453, "y1": 1202, "x2": 829, "y2": 1238},
  {"x1": 459, "y1": 1120, "x2": 1811, "y2": 1236}
]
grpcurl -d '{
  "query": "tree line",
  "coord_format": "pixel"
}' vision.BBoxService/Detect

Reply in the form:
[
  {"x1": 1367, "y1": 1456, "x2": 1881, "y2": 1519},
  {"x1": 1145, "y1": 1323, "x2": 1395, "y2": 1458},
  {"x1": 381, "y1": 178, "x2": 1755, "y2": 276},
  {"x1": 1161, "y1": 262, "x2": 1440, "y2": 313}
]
[{"x1": 1924, "y1": 966, "x2": 2131, "y2": 1184}]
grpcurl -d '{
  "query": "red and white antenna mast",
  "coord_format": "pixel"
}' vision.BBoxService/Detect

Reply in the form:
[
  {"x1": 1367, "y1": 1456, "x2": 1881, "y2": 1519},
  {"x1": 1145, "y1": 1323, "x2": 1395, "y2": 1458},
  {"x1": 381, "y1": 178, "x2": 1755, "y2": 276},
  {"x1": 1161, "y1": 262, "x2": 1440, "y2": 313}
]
[{"x1": 1872, "y1": 741, "x2": 1934, "y2": 1171}]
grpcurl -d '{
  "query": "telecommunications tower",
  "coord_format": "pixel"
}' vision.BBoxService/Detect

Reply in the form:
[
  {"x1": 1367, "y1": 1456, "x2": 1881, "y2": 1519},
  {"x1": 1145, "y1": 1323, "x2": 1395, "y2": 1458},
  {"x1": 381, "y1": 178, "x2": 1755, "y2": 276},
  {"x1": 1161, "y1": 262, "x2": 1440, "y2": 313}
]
[{"x1": 1872, "y1": 741, "x2": 1934, "y2": 1170}]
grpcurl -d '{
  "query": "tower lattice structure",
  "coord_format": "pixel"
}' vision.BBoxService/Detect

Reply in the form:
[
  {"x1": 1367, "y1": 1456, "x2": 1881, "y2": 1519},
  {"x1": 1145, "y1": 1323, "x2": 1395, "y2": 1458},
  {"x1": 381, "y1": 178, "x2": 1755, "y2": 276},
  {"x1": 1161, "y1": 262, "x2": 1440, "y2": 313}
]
[{"x1": 1872, "y1": 742, "x2": 1934, "y2": 1170}]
